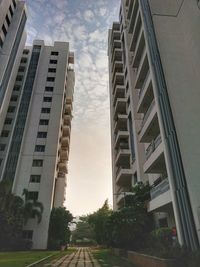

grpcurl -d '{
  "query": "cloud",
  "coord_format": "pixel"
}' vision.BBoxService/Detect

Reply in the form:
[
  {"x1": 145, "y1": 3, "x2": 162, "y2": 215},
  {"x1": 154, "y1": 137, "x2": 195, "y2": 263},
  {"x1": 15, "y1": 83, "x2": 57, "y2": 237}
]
[{"x1": 83, "y1": 9, "x2": 94, "y2": 22}]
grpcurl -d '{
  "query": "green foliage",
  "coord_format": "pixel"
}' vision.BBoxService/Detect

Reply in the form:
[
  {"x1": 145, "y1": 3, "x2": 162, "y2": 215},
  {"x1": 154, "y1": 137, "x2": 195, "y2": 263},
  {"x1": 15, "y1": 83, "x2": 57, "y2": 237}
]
[
  {"x1": 71, "y1": 219, "x2": 95, "y2": 245},
  {"x1": 48, "y1": 207, "x2": 73, "y2": 249},
  {"x1": 87, "y1": 200, "x2": 112, "y2": 245},
  {"x1": 0, "y1": 180, "x2": 43, "y2": 251}
]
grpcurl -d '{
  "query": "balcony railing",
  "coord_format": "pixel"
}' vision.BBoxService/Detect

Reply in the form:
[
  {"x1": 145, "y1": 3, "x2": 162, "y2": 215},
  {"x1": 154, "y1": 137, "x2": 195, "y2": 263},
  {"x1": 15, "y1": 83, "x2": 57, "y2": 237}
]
[
  {"x1": 145, "y1": 134, "x2": 162, "y2": 160},
  {"x1": 139, "y1": 70, "x2": 150, "y2": 98},
  {"x1": 150, "y1": 178, "x2": 170, "y2": 200},
  {"x1": 142, "y1": 99, "x2": 155, "y2": 126}
]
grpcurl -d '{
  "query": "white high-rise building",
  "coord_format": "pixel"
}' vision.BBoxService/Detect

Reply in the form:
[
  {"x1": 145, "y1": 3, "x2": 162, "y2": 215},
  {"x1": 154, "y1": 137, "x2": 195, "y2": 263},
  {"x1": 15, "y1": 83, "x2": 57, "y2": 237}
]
[
  {"x1": 0, "y1": 0, "x2": 27, "y2": 134},
  {"x1": 0, "y1": 40, "x2": 75, "y2": 249},
  {"x1": 108, "y1": 0, "x2": 200, "y2": 250}
]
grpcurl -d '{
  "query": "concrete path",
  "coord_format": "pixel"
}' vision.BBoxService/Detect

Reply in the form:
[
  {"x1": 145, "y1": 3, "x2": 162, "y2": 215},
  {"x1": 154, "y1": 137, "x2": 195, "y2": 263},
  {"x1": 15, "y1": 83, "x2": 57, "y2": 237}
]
[{"x1": 45, "y1": 248, "x2": 101, "y2": 267}]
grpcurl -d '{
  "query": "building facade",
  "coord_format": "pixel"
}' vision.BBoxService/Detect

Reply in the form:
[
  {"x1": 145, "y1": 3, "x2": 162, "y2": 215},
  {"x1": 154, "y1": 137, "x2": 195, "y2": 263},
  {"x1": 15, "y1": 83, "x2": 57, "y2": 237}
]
[
  {"x1": 108, "y1": 0, "x2": 200, "y2": 250},
  {"x1": 0, "y1": 0, "x2": 27, "y2": 134},
  {"x1": 0, "y1": 40, "x2": 75, "y2": 249}
]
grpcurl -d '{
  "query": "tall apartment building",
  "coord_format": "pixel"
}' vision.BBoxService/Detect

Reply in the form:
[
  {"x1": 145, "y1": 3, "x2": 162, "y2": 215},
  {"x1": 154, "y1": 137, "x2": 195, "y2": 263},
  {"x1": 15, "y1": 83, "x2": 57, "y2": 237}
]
[
  {"x1": 108, "y1": 0, "x2": 200, "y2": 250},
  {"x1": 0, "y1": 0, "x2": 27, "y2": 134},
  {"x1": 0, "y1": 40, "x2": 75, "y2": 249}
]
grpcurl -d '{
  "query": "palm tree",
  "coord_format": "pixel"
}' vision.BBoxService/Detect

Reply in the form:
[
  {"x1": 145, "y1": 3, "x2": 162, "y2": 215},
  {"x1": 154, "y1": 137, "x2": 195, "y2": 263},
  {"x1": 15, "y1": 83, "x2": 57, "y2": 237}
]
[{"x1": 22, "y1": 189, "x2": 44, "y2": 224}]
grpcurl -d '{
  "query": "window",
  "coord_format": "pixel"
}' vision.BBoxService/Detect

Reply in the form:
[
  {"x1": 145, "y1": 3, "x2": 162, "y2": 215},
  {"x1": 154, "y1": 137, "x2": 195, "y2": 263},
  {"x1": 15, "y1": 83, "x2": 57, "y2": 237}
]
[
  {"x1": 39, "y1": 119, "x2": 49, "y2": 125},
  {"x1": 2, "y1": 24, "x2": 7, "y2": 37},
  {"x1": 30, "y1": 175, "x2": 41, "y2": 183},
  {"x1": 23, "y1": 49, "x2": 29, "y2": 55},
  {"x1": 5, "y1": 15, "x2": 10, "y2": 27},
  {"x1": 48, "y1": 68, "x2": 56, "y2": 73},
  {"x1": 10, "y1": 95, "x2": 18, "y2": 102},
  {"x1": 45, "y1": 86, "x2": 54, "y2": 92},
  {"x1": 1, "y1": 130, "x2": 9, "y2": 137},
  {"x1": 32, "y1": 159, "x2": 43, "y2": 167},
  {"x1": 41, "y1": 108, "x2": 51, "y2": 113},
  {"x1": 13, "y1": 85, "x2": 20, "y2": 91},
  {"x1": 12, "y1": 0, "x2": 16, "y2": 8},
  {"x1": 37, "y1": 132, "x2": 47, "y2": 138},
  {"x1": 46, "y1": 77, "x2": 55, "y2": 82},
  {"x1": 49, "y1": 59, "x2": 57, "y2": 64},
  {"x1": 8, "y1": 106, "x2": 15, "y2": 113},
  {"x1": 22, "y1": 230, "x2": 33, "y2": 240},
  {"x1": 51, "y1": 51, "x2": 59, "y2": 56},
  {"x1": 0, "y1": 144, "x2": 6, "y2": 151},
  {"x1": 9, "y1": 5, "x2": 14, "y2": 17},
  {"x1": 27, "y1": 191, "x2": 39, "y2": 201},
  {"x1": 16, "y1": 75, "x2": 23, "y2": 81},
  {"x1": 0, "y1": 36, "x2": 3, "y2": 48},
  {"x1": 35, "y1": 145, "x2": 45, "y2": 152},
  {"x1": 4, "y1": 118, "x2": 12, "y2": 125},
  {"x1": 0, "y1": 159, "x2": 2, "y2": 166},
  {"x1": 20, "y1": 57, "x2": 27, "y2": 63},
  {"x1": 43, "y1": 97, "x2": 52, "y2": 102},
  {"x1": 18, "y1": 66, "x2": 25, "y2": 72}
]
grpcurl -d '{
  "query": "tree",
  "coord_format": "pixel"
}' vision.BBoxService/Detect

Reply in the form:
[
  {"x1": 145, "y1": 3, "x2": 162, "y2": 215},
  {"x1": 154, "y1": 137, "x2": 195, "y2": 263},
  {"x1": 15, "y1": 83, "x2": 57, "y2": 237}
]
[
  {"x1": 22, "y1": 189, "x2": 44, "y2": 224},
  {"x1": 87, "y1": 200, "x2": 112, "y2": 245},
  {"x1": 71, "y1": 217, "x2": 95, "y2": 245},
  {"x1": 48, "y1": 207, "x2": 73, "y2": 249}
]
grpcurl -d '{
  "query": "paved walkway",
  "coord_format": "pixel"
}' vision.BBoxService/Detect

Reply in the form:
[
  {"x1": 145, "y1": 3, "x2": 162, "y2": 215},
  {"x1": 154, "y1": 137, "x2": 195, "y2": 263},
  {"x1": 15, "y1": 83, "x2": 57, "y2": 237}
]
[{"x1": 45, "y1": 248, "x2": 101, "y2": 267}]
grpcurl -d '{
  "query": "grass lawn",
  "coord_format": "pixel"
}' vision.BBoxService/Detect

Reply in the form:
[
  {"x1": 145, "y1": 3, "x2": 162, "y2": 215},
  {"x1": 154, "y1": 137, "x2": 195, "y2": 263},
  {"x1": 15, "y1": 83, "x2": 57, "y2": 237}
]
[
  {"x1": 92, "y1": 249, "x2": 135, "y2": 267},
  {"x1": 0, "y1": 249, "x2": 74, "y2": 267}
]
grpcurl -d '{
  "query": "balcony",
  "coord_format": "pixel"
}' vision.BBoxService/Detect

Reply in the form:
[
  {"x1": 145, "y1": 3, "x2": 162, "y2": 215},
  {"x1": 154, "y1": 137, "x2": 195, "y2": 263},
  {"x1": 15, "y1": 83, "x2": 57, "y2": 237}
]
[
  {"x1": 116, "y1": 167, "x2": 132, "y2": 186},
  {"x1": 58, "y1": 161, "x2": 68, "y2": 174},
  {"x1": 63, "y1": 114, "x2": 71, "y2": 125},
  {"x1": 115, "y1": 146, "x2": 131, "y2": 166},
  {"x1": 111, "y1": 48, "x2": 122, "y2": 63},
  {"x1": 135, "y1": 51, "x2": 149, "y2": 90},
  {"x1": 127, "y1": 0, "x2": 134, "y2": 19},
  {"x1": 60, "y1": 149, "x2": 69, "y2": 161},
  {"x1": 148, "y1": 179, "x2": 171, "y2": 212},
  {"x1": 114, "y1": 98, "x2": 126, "y2": 119},
  {"x1": 143, "y1": 135, "x2": 165, "y2": 173},
  {"x1": 137, "y1": 72, "x2": 152, "y2": 113},
  {"x1": 63, "y1": 124, "x2": 70, "y2": 137},
  {"x1": 114, "y1": 131, "x2": 129, "y2": 148},
  {"x1": 113, "y1": 85, "x2": 125, "y2": 106},
  {"x1": 128, "y1": 0, "x2": 139, "y2": 31},
  {"x1": 61, "y1": 136, "x2": 70, "y2": 147},
  {"x1": 114, "y1": 114, "x2": 127, "y2": 133},
  {"x1": 130, "y1": 12, "x2": 141, "y2": 52},
  {"x1": 112, "y1": 61, "x2": 123, "y2": 78},
  {"x1": 132, "y1": 31, "x2": 145, "y2": 67},
  {"x1": 139, "y1": 100, "x2": 159, "y2": 143},
  {"x1": 150, "y1": 178, "x2": 170, "y2": 200},
  {"x1": 113, "y1": 73, "x2": 124, "y2": 95},
  {"x1": 111, "y1": 40, "x2": 121, "y2": 63}
]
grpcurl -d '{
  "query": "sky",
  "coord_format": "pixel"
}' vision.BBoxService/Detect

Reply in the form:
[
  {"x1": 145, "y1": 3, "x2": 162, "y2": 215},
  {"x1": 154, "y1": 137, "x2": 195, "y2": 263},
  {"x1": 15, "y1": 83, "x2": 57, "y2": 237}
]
[{"x1": 25, "y1": 0, "x2": 120, "y2": 216}]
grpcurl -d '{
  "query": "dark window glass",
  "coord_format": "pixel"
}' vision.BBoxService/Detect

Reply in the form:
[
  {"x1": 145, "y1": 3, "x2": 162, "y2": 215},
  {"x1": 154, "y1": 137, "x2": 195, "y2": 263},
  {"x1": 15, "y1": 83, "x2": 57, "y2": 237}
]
[
  {"x1": 0, "y1": 144, "x2": 6, "y2": 151},
  {"x1": 39, "y1": 119, "x2": 49, "y2": 125},
  {"x1": 0, "y1": 36, "x2": 3, "y2": 48},
  {"x1": 9, "y1": 5, "x2": 13, "y2": 17},
  {"x1": 12, "y1": 0, "x2": 17, "y2": 8},
  {"x1": 27, "y1": 191, "x2": 39, "y2": 201},
  {"x1": 16, "y1": 75, "x2": 23, "y2": 81},
  {"x1": 1, "y1": 130, "x2": 9, "y2": 137},
  {"x1": 51, "y1": 51, "x2": 59, "y2": 56},
  {"x1": 18, "y1": 66, "x2": 25, "y2": 72},
  {"x1": 35, "y1": 145, "x2": 45, "y2": 152},
  {"x1": 6, "y1": 15, "x2": 10, "y2": 27},
  {"x1": 5, "y1": 118, "x2": 12, "y2": 125},
  {"x1": 10, "y1": 95, "x2": 18, "y2": 102},
  {"x1": 41, "y1": 108, "x2": 51, "y2": 113},
  {"x1": 49, "y1": 59, "x2": 57, "y2": 64},
  {"x1": 13, "y1": 85, "x2": 20, "y2": 91},
  {"x1": 45, "y1": 87, "x2": 54, "y2": 92},
  {"x1": 43, "y1": 97, "x2": 52, "y2": 102},
  {"x1": 46, "y1": 77, "x2": 55, "y2": 82},
  {"x1": 7, "y1": 106, "x2": 15, "y2": 113},
  {"x1": 23, "y1": 49, "x2": 29, "y2": 55},
  {"x1": 30, "y1": 175, "x2": 41, "y2": 183},
  {"x1": 32, "y1": 159, "x2": 43, "y2": 167},
  {"x1": 2, "y1": 24, "x2": 7, "y2": 36},
  {"x1": 22, "y1": 230, "x2": 33, "y2": 240},
  {"x1": 20, "y1": 58, "x2": 27, "y2": 63},
  {"x1": 37, "y1": 132, "x2": 47, "y2": 138},
  {"x1": 48, "y1": 68, "x2": 56, "y2": 73},
  {"x1": 0, "y1": 159, "x2": 2, "y2": 166}
]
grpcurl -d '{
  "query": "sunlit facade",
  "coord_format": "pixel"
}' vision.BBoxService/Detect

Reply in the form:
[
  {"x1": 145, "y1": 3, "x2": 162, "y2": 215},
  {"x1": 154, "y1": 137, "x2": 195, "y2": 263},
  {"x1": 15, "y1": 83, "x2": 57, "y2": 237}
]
[{"x1": 109, "y1": 0, "x2": 200, "y2": 250}]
